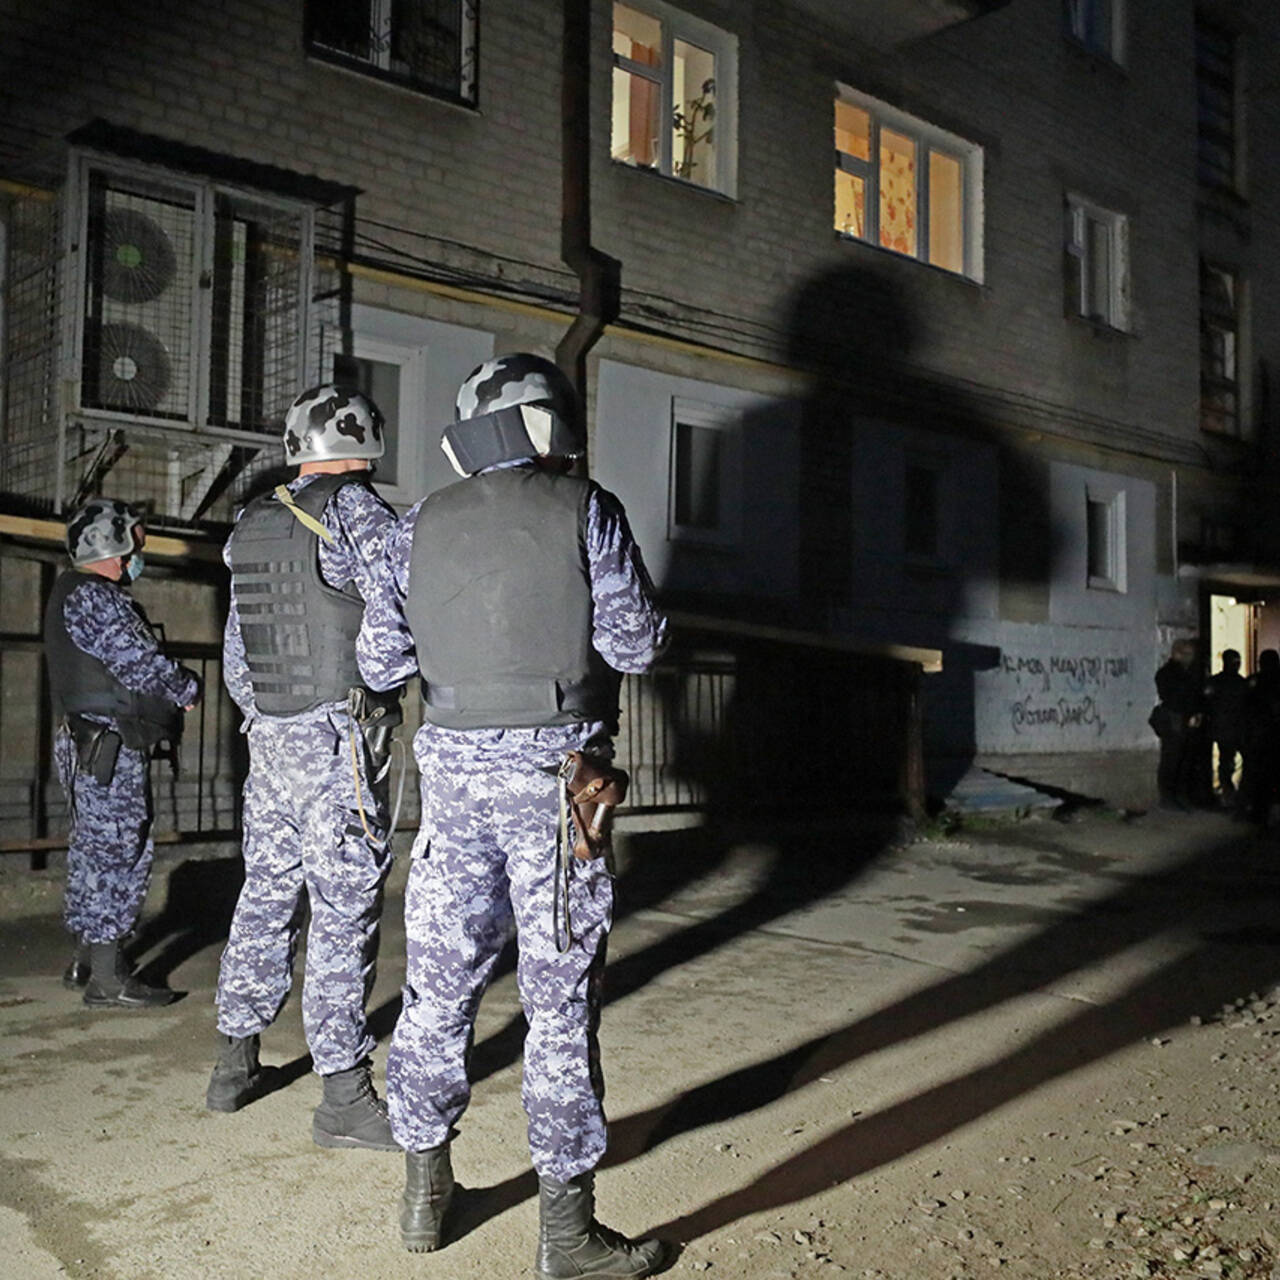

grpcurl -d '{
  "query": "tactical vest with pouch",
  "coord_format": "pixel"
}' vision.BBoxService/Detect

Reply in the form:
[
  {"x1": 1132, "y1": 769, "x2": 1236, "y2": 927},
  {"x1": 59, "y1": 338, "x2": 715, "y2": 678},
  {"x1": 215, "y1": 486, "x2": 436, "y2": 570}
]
[
  {"x1": 226, "y1": 473, "x2": 385, "y2": 716},
  {"x1": 407, "y1": 467, "x2": 617, "y2": 730},
  {"x1": 43, "y1": 570, "x2": 183, "y2": 750}
]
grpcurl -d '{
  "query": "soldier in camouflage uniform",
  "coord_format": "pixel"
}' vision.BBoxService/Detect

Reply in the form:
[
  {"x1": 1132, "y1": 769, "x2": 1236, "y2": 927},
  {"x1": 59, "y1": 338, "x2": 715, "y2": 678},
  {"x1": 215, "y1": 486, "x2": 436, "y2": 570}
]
[
  {"x1": 44, "y1": 497, "x2": 201, "y2": 1009},
  {"x1": 207, "y1": 384, "x2": 402, "y2": 1152},
  {"x1": 357, "y1": 354, "x2": 669, "y2": 1276}
]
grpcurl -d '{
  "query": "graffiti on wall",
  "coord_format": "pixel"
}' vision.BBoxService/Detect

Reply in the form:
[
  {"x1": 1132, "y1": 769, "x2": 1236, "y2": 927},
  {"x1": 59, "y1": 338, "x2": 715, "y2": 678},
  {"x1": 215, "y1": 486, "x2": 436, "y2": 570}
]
[{"x1": 999, "y1": 652, "x2": 1132, "y2": 738}]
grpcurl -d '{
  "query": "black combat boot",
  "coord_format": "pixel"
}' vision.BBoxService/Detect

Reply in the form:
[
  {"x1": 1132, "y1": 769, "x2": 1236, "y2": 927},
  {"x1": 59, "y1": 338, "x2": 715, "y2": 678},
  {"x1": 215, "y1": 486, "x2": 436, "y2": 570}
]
[
  {"x1": 62, "y1": 939, "x2": 91, "y2": 989},
  {"x1": 205, "y1": 1033, "x2": 266, "y2": 1112},
  {"x1": 536, "y1": 1173, "x2": 667, "y2": 1279},
  {"x1": 400, "y1": 1143, "x2": 455, "y2": 1252},
  {"x1": 312, "y1": 1059, "x2": 399, "y2": 1151},
  {"x1": 82, "y1": 940, "x2": 177, "y2": 1008}
]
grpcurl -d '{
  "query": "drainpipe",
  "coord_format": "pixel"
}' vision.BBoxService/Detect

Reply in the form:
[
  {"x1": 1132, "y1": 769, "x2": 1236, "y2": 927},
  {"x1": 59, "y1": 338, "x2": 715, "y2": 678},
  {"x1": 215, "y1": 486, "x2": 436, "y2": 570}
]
[{"x1": 556, "y1": 0, "x2": 621, "y2": 461}]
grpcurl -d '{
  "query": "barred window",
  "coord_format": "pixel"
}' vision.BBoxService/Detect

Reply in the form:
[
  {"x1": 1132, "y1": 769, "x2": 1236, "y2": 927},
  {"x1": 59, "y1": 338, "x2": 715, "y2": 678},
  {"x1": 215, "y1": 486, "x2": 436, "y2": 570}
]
[
  {"x1": 307, "y1": 0, "x2": 478, "y2": 106},
  {"x1": 1196, "y1": 16, "x2": 1239, "y2": 192}
]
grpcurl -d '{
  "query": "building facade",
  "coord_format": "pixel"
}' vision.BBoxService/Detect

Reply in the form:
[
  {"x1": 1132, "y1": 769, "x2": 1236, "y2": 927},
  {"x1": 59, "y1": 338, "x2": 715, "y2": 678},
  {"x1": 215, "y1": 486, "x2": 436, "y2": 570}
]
[{"x1": 3, "y1": 0, "x2": 1279, "y2": 835}]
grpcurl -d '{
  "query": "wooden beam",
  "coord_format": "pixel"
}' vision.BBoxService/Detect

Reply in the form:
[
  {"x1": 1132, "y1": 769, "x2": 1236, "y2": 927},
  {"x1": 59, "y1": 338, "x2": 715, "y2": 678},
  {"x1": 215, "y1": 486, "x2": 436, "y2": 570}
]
[
  {"x1": 0, "y1": 513, "x2": 223, "y2": 562},
  {"x1": 668, "y1": 609, "x2": 943, "y2": 672}
]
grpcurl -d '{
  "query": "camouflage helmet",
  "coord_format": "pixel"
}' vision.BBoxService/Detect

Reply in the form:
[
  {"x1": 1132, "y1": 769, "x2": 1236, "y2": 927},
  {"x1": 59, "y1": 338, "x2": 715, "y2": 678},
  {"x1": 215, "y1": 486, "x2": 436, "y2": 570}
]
[
  {"x1": 66, "y1": 497, "x2": 142, "y2": 567},
  {"x1": 282, "y1": 384, "x2": 385, "y2": 464},
  {"x1": 454, "y1": 354, "x2": 583, "y2": 455}
]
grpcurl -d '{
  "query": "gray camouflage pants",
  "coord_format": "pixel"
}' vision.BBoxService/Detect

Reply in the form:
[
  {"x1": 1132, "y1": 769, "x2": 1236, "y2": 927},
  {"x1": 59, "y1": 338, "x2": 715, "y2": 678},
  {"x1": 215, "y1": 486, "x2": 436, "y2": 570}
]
[
  {"x1": 54, "y1": 726, "x2": 154, "y2": 944},
  {"x1": 216, "y1": 711, "x2": 392, "y2": 1074},
  {"x1": 387, "y1": 732, "x2": 614, "y2": 1180}
]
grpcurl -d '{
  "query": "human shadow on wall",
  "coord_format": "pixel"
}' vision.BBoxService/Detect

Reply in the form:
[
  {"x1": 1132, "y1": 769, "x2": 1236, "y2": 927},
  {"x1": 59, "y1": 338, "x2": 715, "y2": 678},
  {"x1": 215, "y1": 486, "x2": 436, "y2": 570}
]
[
  {"x1": 456, "y1": 267, "x2": 1006, "y2": 1097},
  {"x1": 781, "y1": 265, "x2": 1072, "y2": 811},
  {"x1": 454, "y1": 267, "x2": 935, "y2": 1101}
]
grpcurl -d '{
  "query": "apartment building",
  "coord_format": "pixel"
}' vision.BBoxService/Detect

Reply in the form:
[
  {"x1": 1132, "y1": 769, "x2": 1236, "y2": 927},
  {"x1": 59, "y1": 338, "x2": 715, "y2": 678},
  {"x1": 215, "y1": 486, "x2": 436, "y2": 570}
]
[{"x1": 2, "y1": 0, "x2": 1278, "y2": 842}]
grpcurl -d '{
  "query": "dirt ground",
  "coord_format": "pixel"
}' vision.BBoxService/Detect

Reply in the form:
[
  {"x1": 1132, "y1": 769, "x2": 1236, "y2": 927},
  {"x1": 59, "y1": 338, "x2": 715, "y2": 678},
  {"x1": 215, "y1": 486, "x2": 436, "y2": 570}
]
[{"x1": 2, "y1": 803, "x2": 1279, "y2": 1280}]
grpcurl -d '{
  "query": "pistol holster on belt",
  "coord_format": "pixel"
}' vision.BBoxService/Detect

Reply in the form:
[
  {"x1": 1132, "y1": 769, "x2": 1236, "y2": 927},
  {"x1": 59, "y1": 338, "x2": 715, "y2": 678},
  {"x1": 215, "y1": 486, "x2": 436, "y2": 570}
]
[
  {"x1": 559, "y1": 751, "x2": 629, "y2": 861},
  {"x1": 68, "y1": 715, "x2": 122, "y2": 786},
  {"x1": 346, "y1": 686, "x2": 403, "y2": 781}
]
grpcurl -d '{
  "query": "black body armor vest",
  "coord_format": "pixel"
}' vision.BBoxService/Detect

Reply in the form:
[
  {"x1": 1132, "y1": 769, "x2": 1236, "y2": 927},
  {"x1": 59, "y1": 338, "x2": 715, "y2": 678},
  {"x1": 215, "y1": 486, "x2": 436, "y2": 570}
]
[
  {"x1": 226, "y1": 473, "x2": 383, "y2": 717},
  {"x1": 43, "y1": 570, "x2": 182, "y2": 749},
  {"x1": 407, "y1": 467, "x2": 616, "y2": 730}
]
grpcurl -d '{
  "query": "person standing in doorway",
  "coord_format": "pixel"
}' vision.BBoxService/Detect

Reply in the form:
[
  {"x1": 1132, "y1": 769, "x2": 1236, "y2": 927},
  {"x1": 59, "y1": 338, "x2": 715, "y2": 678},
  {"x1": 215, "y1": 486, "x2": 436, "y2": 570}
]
[
  {"x1": 1205, "y1": 647, "x2": 1248, "y2": 810},
  {"x1": 207, "y1": 385, "x2": 402, "y2": 1151},
  {"x1": 44, "y1": 497, "x2": 200, "y2": 1008}
]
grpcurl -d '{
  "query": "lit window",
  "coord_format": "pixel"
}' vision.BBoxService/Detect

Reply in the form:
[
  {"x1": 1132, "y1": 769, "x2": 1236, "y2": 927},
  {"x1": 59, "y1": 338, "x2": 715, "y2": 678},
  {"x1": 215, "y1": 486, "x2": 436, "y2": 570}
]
[
  {"x1": 306, "y1": 0, "x2": 477, "y2": 105},
  {"x1": 1200, "y1": 261, "x2": 1241, "y2": 437},
  {"x1": 668, "y1": 400, "x2": 739, "y2": 544},
  {"x1": 1065, "y1": 195, "x2": 1128, "y2": 330},
  {"x1": 834, "y1": 88, "x2": 982, "y2": 281},
  {"x1": 612, "y1": 1, "x2": 738, "y2": 196},
  {"x1": 1196, "y1": 16, "x2": 1239, "y2": 192},
  {"x1": 1064, "y1": 0, "x2": 1124, "y2": 61},
  {"x1": 1086, "y1": 489, "x2": 1125, "y2": 591}
]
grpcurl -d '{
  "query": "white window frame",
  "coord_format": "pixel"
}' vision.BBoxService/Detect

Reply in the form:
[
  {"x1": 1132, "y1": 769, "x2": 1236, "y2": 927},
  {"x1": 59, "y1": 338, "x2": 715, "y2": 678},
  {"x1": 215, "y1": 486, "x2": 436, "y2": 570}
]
[
  {"x1": 1086, "y1": 485, "x2": 1126, "y2": 592},
  {"x1": 666, "y1": 397, "x2": 740, "y2": 547},
  {"x1": 611, "y1": 0, "x2": 739, "y2": 197},
  {"x1": 64, "y1": 151, "x2": 313, "y2": 445},
  {"x1": 834, "y1": 85, "x2": 984, "y2": 283},
  {"x1": 1064, "y1": 0, "x2": 1125, "y2": 63},
  {"x1": 1065, "y1": 194, "x2": 1129, "y2": 330},
  {"x1": 324, "y1": 328, "x2": 428, "y2": 509},
  {"x1": 306, "y1": 0, "x2": 478, "y2": 106}
]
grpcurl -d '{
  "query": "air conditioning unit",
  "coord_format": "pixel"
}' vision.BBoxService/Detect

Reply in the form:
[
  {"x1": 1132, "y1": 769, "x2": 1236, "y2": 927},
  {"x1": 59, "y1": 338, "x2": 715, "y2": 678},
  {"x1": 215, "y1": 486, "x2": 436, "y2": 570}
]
[{"x1": 80, "y1": 178, "x2": 195, "y2": 423}]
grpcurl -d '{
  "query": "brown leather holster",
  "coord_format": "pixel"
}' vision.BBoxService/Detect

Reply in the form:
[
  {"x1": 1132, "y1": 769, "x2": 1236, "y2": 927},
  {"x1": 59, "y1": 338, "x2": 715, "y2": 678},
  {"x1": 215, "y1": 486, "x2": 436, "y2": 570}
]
[{"x1": 559, "y1": 751, "x2": 629, "y2": 860}]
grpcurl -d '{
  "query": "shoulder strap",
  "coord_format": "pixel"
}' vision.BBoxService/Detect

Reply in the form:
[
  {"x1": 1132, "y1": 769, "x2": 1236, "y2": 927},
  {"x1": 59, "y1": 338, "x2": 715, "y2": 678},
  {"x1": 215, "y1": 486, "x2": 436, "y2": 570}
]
[
  {"x1": 273, "y1": 484, "x2": 334, "y2": 543},
  {"x1": 271, "y1": 473, "x2": 369, "y2": 543}
]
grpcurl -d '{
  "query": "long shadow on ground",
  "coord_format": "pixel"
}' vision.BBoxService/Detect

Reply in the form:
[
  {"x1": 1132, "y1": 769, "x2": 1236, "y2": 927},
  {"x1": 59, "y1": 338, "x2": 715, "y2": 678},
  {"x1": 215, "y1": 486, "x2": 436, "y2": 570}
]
[{"x1": 459, "y1": 822, "x2": 1280, "y2": 1244}]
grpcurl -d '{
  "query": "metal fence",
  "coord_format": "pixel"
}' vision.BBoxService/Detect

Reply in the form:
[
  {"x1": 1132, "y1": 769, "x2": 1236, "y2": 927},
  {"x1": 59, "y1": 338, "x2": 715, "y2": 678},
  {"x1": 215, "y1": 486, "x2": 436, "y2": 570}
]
[
  {"x1": 615, "y1": 625, "x2": 926, "y2": 817},
  {"x1": 1, "y1": 615, "x2": 928, "y2": 865},
  {"x1": 0, "y1": 638, "x2": 243, "y2": 866}
]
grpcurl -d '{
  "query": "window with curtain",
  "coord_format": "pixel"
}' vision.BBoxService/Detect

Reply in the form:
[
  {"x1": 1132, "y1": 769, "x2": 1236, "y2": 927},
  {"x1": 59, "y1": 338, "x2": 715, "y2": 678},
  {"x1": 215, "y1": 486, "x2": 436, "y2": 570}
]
[
  {"x1": 834, "y1": 88, "x2": 981, "y2": 281},
  {"x1": 611, "y1": 1, "x2": 738, "y2": 196}
]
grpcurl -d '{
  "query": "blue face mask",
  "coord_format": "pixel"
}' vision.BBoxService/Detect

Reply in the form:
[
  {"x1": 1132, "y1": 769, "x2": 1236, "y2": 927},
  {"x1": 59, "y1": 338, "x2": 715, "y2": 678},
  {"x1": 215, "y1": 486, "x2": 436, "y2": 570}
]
[{"x1": 124, "y1": 553, "x2": 145, "y2": 582}]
